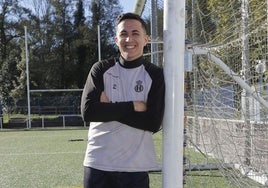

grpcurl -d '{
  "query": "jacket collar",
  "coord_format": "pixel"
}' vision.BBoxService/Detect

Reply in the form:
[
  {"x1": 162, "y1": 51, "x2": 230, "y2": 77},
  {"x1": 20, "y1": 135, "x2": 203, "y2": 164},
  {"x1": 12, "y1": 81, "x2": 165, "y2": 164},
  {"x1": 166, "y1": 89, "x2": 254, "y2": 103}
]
[{"x1": 118, "y1": 55, "x2": 143, "y2": 68}]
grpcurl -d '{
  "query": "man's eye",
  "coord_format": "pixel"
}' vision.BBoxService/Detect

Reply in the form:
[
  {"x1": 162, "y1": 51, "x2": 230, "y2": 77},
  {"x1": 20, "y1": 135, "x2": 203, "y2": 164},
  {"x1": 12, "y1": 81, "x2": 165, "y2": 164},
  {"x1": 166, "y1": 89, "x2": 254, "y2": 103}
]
[{"x1": 120, "y1": 33, "x2": 127, "y2": 37}]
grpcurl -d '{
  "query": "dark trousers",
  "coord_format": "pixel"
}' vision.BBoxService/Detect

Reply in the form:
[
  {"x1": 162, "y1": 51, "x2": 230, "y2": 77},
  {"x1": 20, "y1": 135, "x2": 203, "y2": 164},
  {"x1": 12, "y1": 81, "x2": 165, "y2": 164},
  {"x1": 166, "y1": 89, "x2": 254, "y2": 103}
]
[{"x1": 84, "y1": 166, "x2": 149, "y2": 188}]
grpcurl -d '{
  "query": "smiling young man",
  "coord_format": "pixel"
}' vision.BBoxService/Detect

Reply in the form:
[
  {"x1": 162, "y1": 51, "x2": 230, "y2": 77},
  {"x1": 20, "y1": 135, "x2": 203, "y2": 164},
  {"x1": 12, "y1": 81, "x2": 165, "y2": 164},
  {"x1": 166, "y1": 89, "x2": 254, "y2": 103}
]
[{"x1": 81, "y1": 13, "x2": 165, "y2": 188}]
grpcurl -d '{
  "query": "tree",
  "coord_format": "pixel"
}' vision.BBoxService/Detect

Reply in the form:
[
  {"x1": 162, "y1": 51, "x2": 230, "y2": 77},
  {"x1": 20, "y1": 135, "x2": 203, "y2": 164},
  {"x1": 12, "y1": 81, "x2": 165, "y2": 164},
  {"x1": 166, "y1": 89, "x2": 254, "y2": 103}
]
[
  {"x1": 73, "y1": 0, "x2": 89, "y2": 88},
  {"x1": 90, "y1": 0, "x2": 122, "y2": 61},
  {"x1": 74, "y1": 0, "x2": 86, "y2": 28},
  {"x1": 49, "y1": 0, "x2": 74, "y2": 89},
  {"x1": 0, "y1": 0, "x2": 31, "y2": 66},
  {"x1": 0, "y1": 56, "x2": 20, "y2": 100},
  {"x1": 11, "y1": 42, "x2": 27, "y2": 100},
  {"x1": 0, "y1": 0, "x2": 124, "y2": 105},
  {"x1": 0, "y1": 0, "x2": 33, "y2": 106}
]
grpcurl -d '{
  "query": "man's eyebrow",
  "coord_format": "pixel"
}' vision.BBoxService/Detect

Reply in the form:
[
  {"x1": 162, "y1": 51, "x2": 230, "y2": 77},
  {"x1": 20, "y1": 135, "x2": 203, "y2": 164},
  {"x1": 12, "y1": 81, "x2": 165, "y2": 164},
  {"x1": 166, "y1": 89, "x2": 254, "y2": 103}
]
[
  {"x1": 132, "y1": 29, "x2": 140, "y2": 33},
  {"x1": 119, "y1": 29, "x2": 141, "y2": 33}
]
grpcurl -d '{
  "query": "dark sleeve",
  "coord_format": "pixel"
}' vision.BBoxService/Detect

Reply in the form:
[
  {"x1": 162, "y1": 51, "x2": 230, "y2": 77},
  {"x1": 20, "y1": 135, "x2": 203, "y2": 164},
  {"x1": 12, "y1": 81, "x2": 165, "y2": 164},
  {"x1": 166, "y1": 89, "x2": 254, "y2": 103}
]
[
  {"x1": 118, "y1": 65, "x2": 165, "y2": 133},
  {"x1": 81, "y1": 61, "x2": 135, "y2": 122}
]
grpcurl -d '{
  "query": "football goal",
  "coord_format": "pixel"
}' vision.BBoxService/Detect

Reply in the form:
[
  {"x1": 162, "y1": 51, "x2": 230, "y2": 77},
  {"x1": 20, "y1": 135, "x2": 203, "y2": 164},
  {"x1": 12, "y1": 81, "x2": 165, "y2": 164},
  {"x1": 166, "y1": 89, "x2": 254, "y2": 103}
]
[{"x1": 136, "y1": 0, "x2": 268, "y2": 187}]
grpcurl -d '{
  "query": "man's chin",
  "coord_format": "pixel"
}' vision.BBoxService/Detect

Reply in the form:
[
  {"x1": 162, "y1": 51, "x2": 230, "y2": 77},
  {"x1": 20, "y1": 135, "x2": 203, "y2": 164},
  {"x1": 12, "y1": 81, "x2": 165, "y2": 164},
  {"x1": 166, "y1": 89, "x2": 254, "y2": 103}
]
[{"x1": 121, "y1": 54, "x2": 133, "y2": 61}]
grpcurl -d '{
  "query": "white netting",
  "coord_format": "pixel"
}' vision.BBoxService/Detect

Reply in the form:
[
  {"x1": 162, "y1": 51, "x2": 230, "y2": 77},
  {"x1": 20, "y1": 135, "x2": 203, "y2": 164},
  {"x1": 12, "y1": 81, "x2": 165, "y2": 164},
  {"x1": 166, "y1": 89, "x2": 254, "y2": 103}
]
[{"x1": 140, "y1": 0, "x2": 268, "y2": 187}]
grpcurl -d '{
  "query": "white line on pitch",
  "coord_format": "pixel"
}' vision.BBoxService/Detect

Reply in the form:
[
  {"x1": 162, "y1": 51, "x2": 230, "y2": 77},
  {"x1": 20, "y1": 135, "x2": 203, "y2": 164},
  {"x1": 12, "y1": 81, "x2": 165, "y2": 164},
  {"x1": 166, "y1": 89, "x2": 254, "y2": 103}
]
[{"x1": 0, "y1": 151, "x2": 84, "y2": 156}]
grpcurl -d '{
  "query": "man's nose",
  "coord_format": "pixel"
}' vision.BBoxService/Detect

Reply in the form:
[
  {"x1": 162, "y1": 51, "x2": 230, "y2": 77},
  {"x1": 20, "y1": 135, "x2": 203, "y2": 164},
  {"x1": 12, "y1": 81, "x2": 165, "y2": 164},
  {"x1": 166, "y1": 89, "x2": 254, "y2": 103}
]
[{"x1": 125, "y1": 36, "x2": 131, "y2": 42}]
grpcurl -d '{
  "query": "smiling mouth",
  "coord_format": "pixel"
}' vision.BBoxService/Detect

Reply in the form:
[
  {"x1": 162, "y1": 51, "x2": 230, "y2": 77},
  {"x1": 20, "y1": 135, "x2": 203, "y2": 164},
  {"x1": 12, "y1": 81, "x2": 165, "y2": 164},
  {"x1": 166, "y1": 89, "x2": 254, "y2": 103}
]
[{"x1": 125, "y1": 45, "x2": 135, "y2": 49}]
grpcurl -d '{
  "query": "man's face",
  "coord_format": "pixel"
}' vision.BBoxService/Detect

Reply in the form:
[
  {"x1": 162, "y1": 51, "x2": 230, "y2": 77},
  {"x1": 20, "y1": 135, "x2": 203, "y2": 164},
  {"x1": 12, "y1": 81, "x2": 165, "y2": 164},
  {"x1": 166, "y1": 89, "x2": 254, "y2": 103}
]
[{"x1": 115, "y1": 19, "x2": 149, "y2": 61}]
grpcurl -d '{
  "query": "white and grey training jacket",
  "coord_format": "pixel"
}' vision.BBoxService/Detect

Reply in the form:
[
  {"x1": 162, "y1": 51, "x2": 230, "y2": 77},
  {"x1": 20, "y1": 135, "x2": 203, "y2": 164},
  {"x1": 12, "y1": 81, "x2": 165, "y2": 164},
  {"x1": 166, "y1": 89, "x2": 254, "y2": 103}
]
[{"x1": 81, "y1": 55, "x2": 165, "y2": 172}]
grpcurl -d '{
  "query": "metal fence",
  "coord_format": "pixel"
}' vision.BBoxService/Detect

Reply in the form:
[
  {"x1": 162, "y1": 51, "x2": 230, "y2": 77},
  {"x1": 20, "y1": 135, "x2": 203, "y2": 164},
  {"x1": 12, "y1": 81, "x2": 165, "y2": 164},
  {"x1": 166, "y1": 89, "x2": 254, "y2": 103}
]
[{"x1": 1, "y1": 115, "x2": 86, "y2": 130}]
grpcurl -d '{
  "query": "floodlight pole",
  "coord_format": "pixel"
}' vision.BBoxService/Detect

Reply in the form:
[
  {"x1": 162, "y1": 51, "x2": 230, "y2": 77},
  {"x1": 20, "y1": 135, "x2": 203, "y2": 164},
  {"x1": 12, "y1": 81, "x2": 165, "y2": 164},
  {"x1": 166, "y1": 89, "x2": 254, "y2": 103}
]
[
  {"x1": 24, "y1": 26, "x2": 31, "y2": 129},
  {"x1": 150, "y1": 0, "x2": 158, "y2": 65},
  {"x1": 98, "y1": 25, "x2": 101, "y2": 61},
  {"x1": 163, "y1": 0, "x2": 185, "y2": 187}
]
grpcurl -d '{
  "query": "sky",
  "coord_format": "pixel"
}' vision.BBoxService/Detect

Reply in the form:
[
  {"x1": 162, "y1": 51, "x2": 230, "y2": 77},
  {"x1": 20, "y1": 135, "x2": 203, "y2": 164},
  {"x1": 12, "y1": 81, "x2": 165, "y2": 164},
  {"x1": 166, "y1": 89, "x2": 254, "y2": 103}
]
[{"x1": 119, "y1": 0, "x2": 136, "y2": 13}]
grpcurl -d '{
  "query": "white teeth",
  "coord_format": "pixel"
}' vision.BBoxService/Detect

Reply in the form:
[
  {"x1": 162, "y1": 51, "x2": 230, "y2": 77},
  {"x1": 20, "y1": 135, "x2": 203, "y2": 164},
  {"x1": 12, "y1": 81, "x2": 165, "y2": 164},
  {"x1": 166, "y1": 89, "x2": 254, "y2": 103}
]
[{"x1": 126, "y1": 46, "x2": 135, "y2": 49}]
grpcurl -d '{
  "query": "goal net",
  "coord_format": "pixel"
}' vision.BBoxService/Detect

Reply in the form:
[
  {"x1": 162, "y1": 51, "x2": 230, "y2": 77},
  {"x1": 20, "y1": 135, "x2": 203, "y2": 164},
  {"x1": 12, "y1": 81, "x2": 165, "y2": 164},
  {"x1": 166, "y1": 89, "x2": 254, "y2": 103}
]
[{"x1": 139, "y1": 0, "x2": 268, "y2": 187}]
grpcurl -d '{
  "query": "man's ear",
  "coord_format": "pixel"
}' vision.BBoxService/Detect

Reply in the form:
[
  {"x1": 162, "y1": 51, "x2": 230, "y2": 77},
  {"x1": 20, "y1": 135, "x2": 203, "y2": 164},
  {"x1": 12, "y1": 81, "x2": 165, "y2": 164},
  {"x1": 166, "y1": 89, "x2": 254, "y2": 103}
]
[
  {"x1": 144, "y1": 35, "x2": 150, "y2": 46},
  {"x1": 114, "y1": 36, "x2": 119, "y2": 46}
]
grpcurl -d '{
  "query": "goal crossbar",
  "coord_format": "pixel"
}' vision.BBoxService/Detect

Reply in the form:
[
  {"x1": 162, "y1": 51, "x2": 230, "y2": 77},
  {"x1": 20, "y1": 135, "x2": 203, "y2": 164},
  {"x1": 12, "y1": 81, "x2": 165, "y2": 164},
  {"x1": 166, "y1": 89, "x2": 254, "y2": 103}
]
[{"x1": 187, "y1": 46, "x2": 268, "y2": 110}]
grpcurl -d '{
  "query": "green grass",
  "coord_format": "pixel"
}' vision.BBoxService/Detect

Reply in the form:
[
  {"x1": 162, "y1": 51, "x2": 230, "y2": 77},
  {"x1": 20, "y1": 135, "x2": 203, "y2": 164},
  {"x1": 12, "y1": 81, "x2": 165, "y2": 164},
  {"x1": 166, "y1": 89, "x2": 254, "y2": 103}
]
[
  {"x1": 0, "y1": 129, "x2": 86, "y2": 188},
  {"x1": 0, "y1": 128, "x2": 163, "y2": 188},
  {"x1": 0, "y1": 129, "x2": 263, "y2": 188}
]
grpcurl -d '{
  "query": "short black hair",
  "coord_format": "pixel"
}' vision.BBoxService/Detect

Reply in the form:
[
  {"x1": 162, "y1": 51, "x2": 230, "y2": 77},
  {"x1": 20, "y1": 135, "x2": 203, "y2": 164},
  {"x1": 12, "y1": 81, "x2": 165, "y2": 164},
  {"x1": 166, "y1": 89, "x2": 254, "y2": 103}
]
[{"x1": 116, "y1": 12, "x2": 147, "y2": 33}]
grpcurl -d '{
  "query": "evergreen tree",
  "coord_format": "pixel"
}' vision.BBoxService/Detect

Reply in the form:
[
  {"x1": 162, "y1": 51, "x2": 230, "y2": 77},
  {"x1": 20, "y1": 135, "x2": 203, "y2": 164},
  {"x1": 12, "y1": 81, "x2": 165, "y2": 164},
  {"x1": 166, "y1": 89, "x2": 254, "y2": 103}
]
[
  {"x1": 74, "y1": 0, "x2": 86, "y2": 28},
  {"x1": 0, "y1": 57, "x2": 20, "y2": 101},
  {"x1": 50, "y1": 0, "x2": 74, "y2": 89},
  {"x1": 73, "y1": 0, "x2": 89, "y2": 88},
  {"x1": 11, "y1": 42, "x2": 27, "y2": 100},
  {"x1": 0, "y1": 0, "x2": 30, "y2": 67},
  {"x1": 0, "y1": 0, "x2": 33, "y2": 105},
  {"x1": 0, "y1": 0, "x2": 124, "y2": 104},
  {"x1": 90, "y1": 0, "x2": 122, "y2": 61}
]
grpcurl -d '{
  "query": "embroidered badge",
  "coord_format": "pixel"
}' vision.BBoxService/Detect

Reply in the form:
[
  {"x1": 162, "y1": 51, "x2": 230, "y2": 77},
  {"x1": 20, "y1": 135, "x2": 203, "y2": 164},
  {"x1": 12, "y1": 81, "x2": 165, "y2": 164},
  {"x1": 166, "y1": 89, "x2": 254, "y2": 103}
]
[{"x1": 134, "y1": 80, "x2": 144, "y2": 92}]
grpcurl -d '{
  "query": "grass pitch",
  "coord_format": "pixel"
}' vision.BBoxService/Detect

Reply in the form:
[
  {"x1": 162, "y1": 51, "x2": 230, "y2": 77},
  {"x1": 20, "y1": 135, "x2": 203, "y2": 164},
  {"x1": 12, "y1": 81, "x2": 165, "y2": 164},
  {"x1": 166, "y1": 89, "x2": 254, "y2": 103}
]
[
  {"x1": 0, "y1": 129, "x2": 87, "y2": 188},
  {"x1": 0, "y1": 128, "x2": 163, "y2": 188},
  {"x1": 0, "y1": 128, "x2": 258, "y2": 188}
]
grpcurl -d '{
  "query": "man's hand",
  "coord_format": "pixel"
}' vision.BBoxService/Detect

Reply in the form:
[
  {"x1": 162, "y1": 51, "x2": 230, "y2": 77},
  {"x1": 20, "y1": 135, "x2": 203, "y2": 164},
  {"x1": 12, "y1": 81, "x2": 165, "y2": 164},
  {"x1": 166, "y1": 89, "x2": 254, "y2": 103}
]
[
  {"x1": 133, "y1": 101, "x2": 147, "y2": 112},
  {"x1": 100, "y1": 92, "x2": 110, "y2": 103}
]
